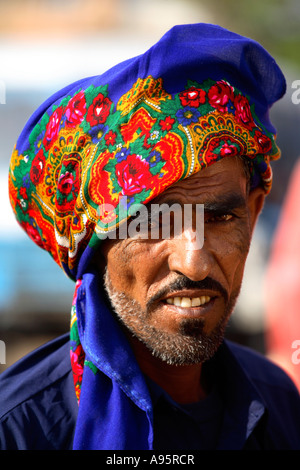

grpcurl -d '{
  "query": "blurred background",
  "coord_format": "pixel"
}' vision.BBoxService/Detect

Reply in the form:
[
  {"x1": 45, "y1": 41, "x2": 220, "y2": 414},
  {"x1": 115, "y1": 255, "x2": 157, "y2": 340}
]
[{"x1": 0, "y1": 0, "x2": 299, "y2": 388}]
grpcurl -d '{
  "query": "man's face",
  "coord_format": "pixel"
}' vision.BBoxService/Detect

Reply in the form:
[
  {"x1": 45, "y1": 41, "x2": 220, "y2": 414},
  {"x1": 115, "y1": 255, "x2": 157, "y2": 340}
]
[{"x1": 98, "y1": 156, "x2": 264, "y2": 365}]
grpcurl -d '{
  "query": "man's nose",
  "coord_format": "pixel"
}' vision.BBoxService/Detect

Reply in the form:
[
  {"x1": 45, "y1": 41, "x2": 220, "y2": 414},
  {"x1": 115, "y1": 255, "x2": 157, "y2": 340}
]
[{"x1": 167, "y1": 227, "x2": 213, "y2": 281}]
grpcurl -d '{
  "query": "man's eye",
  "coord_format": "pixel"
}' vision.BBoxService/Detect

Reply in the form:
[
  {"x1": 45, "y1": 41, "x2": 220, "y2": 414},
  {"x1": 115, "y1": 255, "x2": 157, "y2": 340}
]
[{"x1": 206, "y1": 213, "x2": 234, "y2": 223}]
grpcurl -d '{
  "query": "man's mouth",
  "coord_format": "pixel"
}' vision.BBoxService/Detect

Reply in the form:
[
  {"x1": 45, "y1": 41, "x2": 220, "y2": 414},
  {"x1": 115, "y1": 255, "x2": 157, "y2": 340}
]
[
  {"x1": 165, "y1": 295, "x2": 211, "y2": 307},
  {"x1": 146, "y1": 276, "x2": 228, "y2": 315},
  {"x1": 159, "y1": 291, "x2": 217, "y2": 320}
]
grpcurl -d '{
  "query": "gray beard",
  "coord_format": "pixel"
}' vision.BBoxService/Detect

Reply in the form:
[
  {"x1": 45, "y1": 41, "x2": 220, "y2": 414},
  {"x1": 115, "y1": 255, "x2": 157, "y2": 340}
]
[{"x1": 103, "y1": 269, "x2": 238, "y2": 366}]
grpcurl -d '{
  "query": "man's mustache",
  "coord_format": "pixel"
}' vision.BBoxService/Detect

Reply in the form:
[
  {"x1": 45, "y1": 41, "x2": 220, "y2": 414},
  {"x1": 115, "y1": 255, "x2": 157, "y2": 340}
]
[{"x1": 147, "y1": 276, "x2": 229, "y2": 311}]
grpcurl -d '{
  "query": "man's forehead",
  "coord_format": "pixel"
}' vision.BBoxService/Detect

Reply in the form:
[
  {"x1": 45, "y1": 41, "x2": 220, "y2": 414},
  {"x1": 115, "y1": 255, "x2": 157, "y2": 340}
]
[{"x1": 151, "y1": 157, "x2": 248, "y2": 205}]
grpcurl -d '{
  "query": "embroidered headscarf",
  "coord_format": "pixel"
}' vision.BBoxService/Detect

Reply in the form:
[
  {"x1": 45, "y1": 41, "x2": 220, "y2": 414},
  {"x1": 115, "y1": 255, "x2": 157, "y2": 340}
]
[{"x1": 8, "y1": 24, "x2": 286, "y2": 449}]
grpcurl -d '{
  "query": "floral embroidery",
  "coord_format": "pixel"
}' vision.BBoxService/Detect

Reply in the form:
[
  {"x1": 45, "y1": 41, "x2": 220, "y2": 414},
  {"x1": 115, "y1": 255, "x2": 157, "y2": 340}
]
[
  {"x1": 55, "y1": 157, "x2": 81, "y2": 213},
  {"x1": 21, "y1": 220, "x2": 43, "y2": 247},
  {"x1": 104, "y1": 130, "x2": 117, "y2": 146},
  {"x1": 115, "y1": 154, "x2": 152, "y2": 196},
  {"x1": 19, "y1": 186, "x2": 27, "y2": 200},
  {"x1": 254, "y1": 129, "x2": 273, "y2": 154},
  {"x1": 65, "y1": 91, "x2": 86, "y2": 128},
  {"x1": 176, "y1": 106, "x2": 201, "y2": 126},
  {"x1": 159, "y1": 116, "x2": 175, "y2": 131},
  {"x1": 207, "y1": 80, "x2": 234, "y2": 113},
  {"x1": 71, "y1": 345, "x2": 84, "y2": 378},
  {"x1": 86, "y1": 92, "x2": 112, "y2": 126},
  {"x1": 43, "y1": 106, "x2": 64, "y2": 150},
  {"x1": 179, "y1": 86, "x2": 206, "y2": 107},
  {"x1": 234, "y1": 94, "x2": 255, "y2": 130},
  {"x1": 30, "y1": 149, "x2": 45, "y2": 185}
]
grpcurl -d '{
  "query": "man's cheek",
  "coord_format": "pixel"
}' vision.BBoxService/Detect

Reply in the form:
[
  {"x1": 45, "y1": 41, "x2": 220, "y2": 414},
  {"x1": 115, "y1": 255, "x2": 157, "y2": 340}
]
[
  {"x1": 227, "y1": 223, "x2": 252, "y2": 257},
  {"x1": 218, "y1": 236, "x2": 250, "y2": 289}
]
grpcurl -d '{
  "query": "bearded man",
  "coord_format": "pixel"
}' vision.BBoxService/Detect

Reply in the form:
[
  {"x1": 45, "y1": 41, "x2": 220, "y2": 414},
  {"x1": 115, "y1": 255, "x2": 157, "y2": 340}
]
[{"x1": 1, "y1": 23, "x2": 299, "y2": 450}]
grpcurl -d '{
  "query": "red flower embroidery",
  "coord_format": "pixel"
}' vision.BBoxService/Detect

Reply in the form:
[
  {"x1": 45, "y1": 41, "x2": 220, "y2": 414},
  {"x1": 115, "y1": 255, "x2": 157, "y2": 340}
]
[
  {"x1": 56, "y1": 159, "x2": 81, "y2": 212},
  {"x1": 58, "y1": 171, "x2": 75, "y2": 195},
  {"x1": 70, "y1": 345, "x2": 85, "y2": 378},
  {"x1": 115, "y1": 154, "x2": 152, "y2": 196},
  {"x1": 203, "y1": 136, "x2": 241, "y2": 164},
  {"x1": 43, "y1": 106, "x2": 63, "y2": 150},
  {"x1": 179, "y1": 87, "x2": 206, "y2": 107},
  {"x1": 234, "y1": 94, "x2": 255, "y2": 130},
  {"x1": 86, "y1": 93, "x2": 112, "y2": 126},
  {"x1": 19, "y1": 187, "x2": 27, "y2": 199},
  {"x1": 159, "y1": 116, "x2": 175, "y2": 131},
  {"x1": 261, "y1": 164, "x2": 272, "y2": 182},
  {"x1": 72, "y1": 279, "x2": 82, "y2": 306},
  {"x1": 220, "y1": 141, "x2": 239, "y2": 157},
  {"x1": 105, "y1": 130, "x2": 117, "y2": 146},
  {"x1": 30, "y1": 149, "x2": 45, "y2": 185},
  {"x1": 254, "y1": 130, "x2": 273, "y2": 154},
  {"x1": 208, "y1": 81, "x2": 234, "y2": 112},
  {"x1": 21, "y1": 221, "x2": 43, "y2": 248},
  {"x1": 65, "y1": 91, "x2": 86, "y2": 127}
]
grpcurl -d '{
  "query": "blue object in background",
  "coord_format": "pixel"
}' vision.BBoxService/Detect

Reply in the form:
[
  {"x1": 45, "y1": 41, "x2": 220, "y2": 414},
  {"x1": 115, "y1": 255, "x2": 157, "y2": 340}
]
[{"x1": 0, "y1": 236, "x2": 74, "y2": 315}]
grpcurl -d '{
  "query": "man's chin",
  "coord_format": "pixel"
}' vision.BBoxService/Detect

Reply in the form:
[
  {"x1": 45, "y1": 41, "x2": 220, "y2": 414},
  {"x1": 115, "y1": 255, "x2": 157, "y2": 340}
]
[{"x1": 133, "y1": 319, "x2": 228, "y2": 366}]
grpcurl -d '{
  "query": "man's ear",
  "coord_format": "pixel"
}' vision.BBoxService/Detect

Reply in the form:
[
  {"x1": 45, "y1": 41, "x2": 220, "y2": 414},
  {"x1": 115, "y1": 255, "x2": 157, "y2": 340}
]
[{"x1": 248, "y1": 186, "x2": 265, "y2": 234}]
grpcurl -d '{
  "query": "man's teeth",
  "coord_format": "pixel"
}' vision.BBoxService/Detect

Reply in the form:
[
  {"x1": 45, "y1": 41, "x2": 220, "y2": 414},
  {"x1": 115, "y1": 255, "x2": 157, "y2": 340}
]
[{"x1": 166, "y1": 296, "x2": 211, "y2": 307}]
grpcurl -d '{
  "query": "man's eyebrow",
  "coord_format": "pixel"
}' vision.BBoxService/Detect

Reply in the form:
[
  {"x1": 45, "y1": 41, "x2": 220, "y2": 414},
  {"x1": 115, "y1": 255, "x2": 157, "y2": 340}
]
[
  {"x1": 150, "y1": 193, "x2": 247, "y2": 213},
  {"x1": 203, "y1": 193, "x2": 247, "y2": 213}
]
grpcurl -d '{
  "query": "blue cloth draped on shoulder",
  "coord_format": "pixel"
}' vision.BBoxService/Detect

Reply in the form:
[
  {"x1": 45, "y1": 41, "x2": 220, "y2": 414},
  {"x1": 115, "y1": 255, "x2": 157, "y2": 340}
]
[{"x1": 73, "y1": 270, "x2": 154, "y2": 449}]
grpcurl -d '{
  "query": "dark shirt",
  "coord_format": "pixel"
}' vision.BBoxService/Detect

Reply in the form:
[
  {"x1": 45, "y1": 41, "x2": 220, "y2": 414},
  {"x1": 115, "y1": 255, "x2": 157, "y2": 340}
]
[
  {"x1": 147, "y1": 377, "x2": 224, "y2": 450},
  {"x1": 0, "y1": 333, "x2": 299, "y2": 450},
  {"x1": 0, "y1": 335, "x2": 78, "y2": 450}
]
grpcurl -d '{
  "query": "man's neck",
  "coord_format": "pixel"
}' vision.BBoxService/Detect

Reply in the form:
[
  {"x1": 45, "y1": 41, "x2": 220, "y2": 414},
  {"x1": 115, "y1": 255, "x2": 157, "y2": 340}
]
[{"x1": 128, "y1": 335, "x2": 209, "y2": 404}]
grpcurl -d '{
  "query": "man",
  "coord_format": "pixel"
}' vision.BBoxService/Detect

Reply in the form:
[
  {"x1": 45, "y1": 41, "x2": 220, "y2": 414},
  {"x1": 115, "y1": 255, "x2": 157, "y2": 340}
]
[{"x1": 1, "y1": 23, "x2": 300, "y2": 450}]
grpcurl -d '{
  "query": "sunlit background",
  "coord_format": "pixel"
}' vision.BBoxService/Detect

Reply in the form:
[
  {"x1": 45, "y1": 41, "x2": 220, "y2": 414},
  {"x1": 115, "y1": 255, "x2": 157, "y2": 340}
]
[{"x1": 0, "y1": 0, "x2": 300, "y2": 384}]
